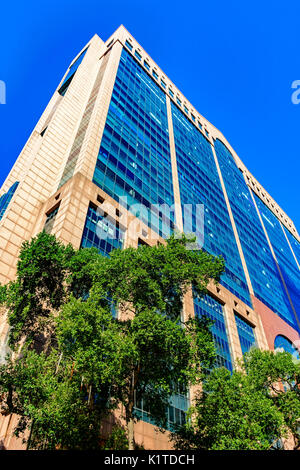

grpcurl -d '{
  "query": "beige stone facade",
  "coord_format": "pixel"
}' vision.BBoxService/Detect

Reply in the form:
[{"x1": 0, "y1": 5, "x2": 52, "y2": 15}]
[{"x1": 0, "y1": 25, "x2": 299, "y2": 450}]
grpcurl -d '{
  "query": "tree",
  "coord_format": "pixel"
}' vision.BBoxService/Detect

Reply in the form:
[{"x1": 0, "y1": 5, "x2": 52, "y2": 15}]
[
  {"x1": 57, "y1": 295, "x2": 217, "y2": 450},
  {"x1": 0, "y1": 348, "x2": 110, "y2": 450},
  {"x1": 0, "y1": 231, "x2": 74, "y2": 349},
  {"x1": 87, "y1": 234, "x2": 225, "y2": 322},
  {"x1": 57, "y1": 233, "x2": 223, "y2": 449},
  {"x1": 244, "y1": 348, "x2": 300, "y2": 449},
  {"x1": 171, "y1": 348, "x2": 300, "y2": 450},
  {"x1": 0, "y1": 232, "x2": 224, "y2": 450}
]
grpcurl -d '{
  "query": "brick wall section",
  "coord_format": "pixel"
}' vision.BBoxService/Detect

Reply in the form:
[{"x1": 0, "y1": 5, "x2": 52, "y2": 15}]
[{"x1": 252, "y1": 295, "x2": 300, "y2": 350}]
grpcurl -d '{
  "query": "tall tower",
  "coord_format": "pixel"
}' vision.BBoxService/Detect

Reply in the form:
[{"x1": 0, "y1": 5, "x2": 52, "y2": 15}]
[{"x1": 0, "y1": 25, "x2": 299, "y2": 449}]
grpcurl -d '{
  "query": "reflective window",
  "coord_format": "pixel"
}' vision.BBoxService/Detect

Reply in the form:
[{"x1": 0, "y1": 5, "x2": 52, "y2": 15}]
[
  {"x1": 235, "y1": 314, "x2": 256, "y2": 356},
  {"x1": 254, "y1": 195, "x2": 300, "y2": 330},
  {"x1": 194, "y1": 294, "x2": 233, "y2": 371},
  {"x1": 135, "y1": 383, "x2": 189, "y2": 431},
  {"x1": 274, "y1": 335, "x2": 300, "y2": 360},
  {"x1": 134, "y1": 50, "x2": 142, "y2": 61},
  {"x1": 171, "y1": 105, "x2": 251, "y2": 306},
  {"x1": 214, "y1": 139, "x2": 298, "y2": 330},
  {"x1": 93, "y1": 48, "x2": 175, "y2": 238},
  {"x1": 0, "y1": 182, "x2": 19, "y2": 222},
  {"x1": 58, "y1": 47, "x2": 88, "y2": 96},
  {"x1": 125, "y1": 40, "x2": 133, "y2": 51},
  {"x1": 44, "y1": 204, "x2": 60, "y2": 234},
  {"x1": 81, "y1": 203, "x2": 125, "y2": 257},
  {"x1": 283, "y1": 226, "x2": 300, "y2": 266}
]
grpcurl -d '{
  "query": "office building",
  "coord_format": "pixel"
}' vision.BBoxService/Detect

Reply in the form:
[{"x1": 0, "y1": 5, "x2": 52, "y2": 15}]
[{"x1": 0, "y1": 26, "x2": 299, "y2": 449}]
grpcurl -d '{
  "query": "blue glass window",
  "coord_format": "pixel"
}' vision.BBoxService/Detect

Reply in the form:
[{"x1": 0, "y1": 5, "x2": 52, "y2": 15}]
[
  {"x1": 194, "y1": 294, "x2": 233, "y2": 371},
  {"x1": 134, "y1": 384, "x2": 189, "y2": 432},
  {"x1": 176, "y1": 97, "x2": 182, "y2": 106},
  {"x1": 274, "y1": 335, "x2": 300, "y2": 360},
  {"x1": 81, "y1": 203, "x2": 125, "y2": 257},
  {"x1": 0, "y1": 182, "x2": 19, "y2": 222},
  {"x1": 144, "y1": 61, "x2": 150, "y2": 71},
  {"x1": 160, "y1": 80, "x2": 166, "y2": 89},
  {"x1": 169, "y1": 89, "x2": 174, "y2": 98},
  {"x1": 152, "y1": 70, "x2": 158, "y2": 80},
  {"x1": 44, "y1": 204, "x2": 60, "y2": 234},
  {"x1": 134, "y1": 50, "x2": 142, "y2": 61},
  {"x1": 125, "y1": 40, "x2": 133, "y2": 51},
  {"x1": 214, "y1": 139, "x2": 298, "y2": 330},
  {"x1": 58, "y1": 47, "x2": 88, "y2": 96},
  {"x1": 283, "y1": 227, "x2": 300, "y2": 267},
  {"x1": 183, "y1": 105, "x2": 189, "y2": 114},
  {"x1": 254, "y1": 195, "x2": 300, "y2": 330},
  {"x1": 235, "y1": 314, "x2": 256, "y2": 356},
  {"x1": 93, "y1": 48, "x2": 175, "y2": 238},
  {"x1": 171, "y1": 104, "x2": 252, "y2": 306}
]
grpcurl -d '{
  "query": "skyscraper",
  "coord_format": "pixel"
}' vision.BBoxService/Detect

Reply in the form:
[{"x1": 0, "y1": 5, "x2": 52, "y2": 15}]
[{"x1": 0, "y1": 25, "x2": 299, "y2": 449}]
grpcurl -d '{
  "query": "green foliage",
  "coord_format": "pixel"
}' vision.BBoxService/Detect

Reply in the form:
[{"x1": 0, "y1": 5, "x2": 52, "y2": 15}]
[
  {"x1": 171, "y1": 349, "x2": 300, "y2": 450},
  {"x1": 0, "y1": 231, "x2": 224, "y2": 449},
  {"x1": 102, "y1": 425, "x2": 129, "y2": 450},
  {"x1": 66, "y1": 246, "x2": 99, "y2": 299},
  {"x1": 1, "y1": 232, "x2": 74, "y2": 347},
  {"x1": 57, "y1": 292, "x2": 217, "y2": 432},
  {"x1": 0, "y1": 348, "x2": 109, "y2": 449},
  {"x1": 69, "y1": 233, "x2": 225, "y2": 321},
  {"x1": 243, "y1": 349, "x2": 300, "y2": 449}
]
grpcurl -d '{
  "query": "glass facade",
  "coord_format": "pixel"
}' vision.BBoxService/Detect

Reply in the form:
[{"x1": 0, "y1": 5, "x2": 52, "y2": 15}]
[
  {"x1": 0, "y1": 182, "x2": 19, "y2": 222},
  {"x1": 171, "y1": 104, "x2": 251, "y2": 307},
  {"x1": 93, "y1": 48, "x2": 175, "y2": 238},
  {"x1": 91, "y1": 49, "x2": 190, "y2": 423},
  {"x1": 135, "y1": 384, "x2": 189, "y2": 431},
  {"x1": 283, "y1": 226, "x2": 300, "y2": 266},
  {"x1": 235, "y1": 314, "x2": 256, "y2": 356},
  {"x1": 254, "y1": 195, "x2": 300, "y2": 330},
  {"x1": 81, "y1": 203, "x2": 125, "y2": 257},
  {"x1": 194, "y1": 294, "x2": 233, "y2": 371},
  {"x1": 80, "y1": 43, "x2": 299, "y2": 428},
  {"x1": 274, "y1": 334, "x2": 300, "y2": 360},
  {"x1": 214, "y1": 139, "x2": 298, "y2": 330}
]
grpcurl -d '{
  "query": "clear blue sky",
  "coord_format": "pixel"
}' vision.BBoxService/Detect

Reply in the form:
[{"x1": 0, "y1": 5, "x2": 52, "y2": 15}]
[{"x1": 0, "y1": 0, "x2": 299, "y2": 229}]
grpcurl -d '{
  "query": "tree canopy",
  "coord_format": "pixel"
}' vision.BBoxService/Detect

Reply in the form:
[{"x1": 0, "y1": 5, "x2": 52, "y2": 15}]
[
  {"x1": 171, "y1": 348, "x2": 300, "y2": 450},
  {"x1": 0, "y1": 231, "x2": 224, "y2": 450},
  {"x1": 1, "y1": 232, "x2": 299, "y2": 451}
]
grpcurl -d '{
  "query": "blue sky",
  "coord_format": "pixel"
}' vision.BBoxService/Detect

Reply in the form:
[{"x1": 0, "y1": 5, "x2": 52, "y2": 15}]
[{"x1": 0, "y1": 0, "x2": 299, "y2": 229}]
